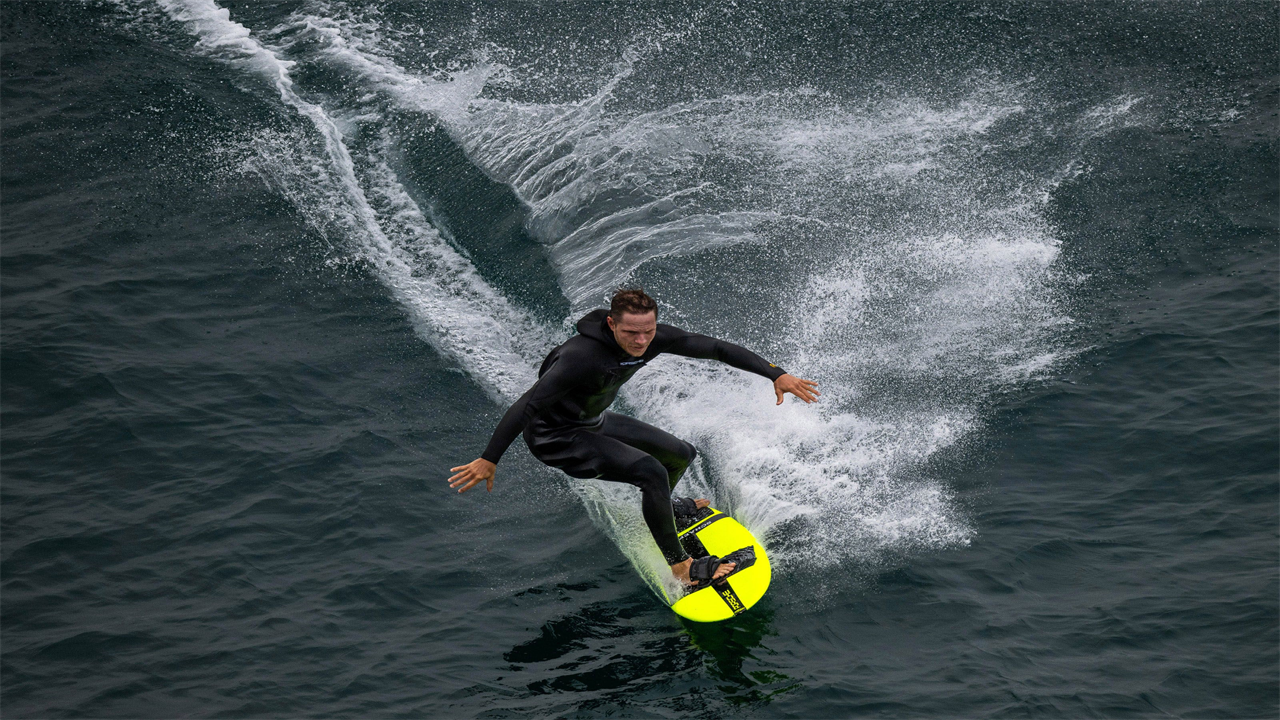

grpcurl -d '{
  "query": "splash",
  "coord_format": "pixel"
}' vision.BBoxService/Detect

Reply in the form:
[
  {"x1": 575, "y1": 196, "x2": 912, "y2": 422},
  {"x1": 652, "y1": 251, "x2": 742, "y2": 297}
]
[{"x1": 155, "y1": 0, "x2": 1109, "y2": 603}]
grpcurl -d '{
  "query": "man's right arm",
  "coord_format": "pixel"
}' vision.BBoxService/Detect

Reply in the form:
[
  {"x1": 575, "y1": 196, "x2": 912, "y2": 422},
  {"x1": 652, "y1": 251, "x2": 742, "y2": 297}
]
[
  {"x1": 479, "y1": 387, "x2": 533, "y2": 464},
  {"x1": 476, "y1": 354, "x2": 580, "y2": 465}
]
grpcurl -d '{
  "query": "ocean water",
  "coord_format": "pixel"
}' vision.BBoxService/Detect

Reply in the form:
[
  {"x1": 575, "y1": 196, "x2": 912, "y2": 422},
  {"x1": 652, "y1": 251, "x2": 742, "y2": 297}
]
[{"x1": 2, "y1": 1, "x2": 1276, "y2": 717}]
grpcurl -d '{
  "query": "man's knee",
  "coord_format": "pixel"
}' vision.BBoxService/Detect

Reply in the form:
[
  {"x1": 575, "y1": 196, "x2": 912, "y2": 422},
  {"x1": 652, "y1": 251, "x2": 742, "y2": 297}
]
[
  {"x1": 663, "y1": 442, "x2": 697, "y2": 487},
  {"x1": 680, "y1": 441, "x2": 697, "y2": 467},
  {"x1": 625, "y1": 455, "x2": 672, "y2": 497}
]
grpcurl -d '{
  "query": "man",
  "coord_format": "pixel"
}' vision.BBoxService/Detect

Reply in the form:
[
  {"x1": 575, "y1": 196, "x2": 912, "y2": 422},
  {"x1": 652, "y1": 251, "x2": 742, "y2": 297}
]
[{"x1": 449, "y1": 288, "x2": 819, "y2": 585}]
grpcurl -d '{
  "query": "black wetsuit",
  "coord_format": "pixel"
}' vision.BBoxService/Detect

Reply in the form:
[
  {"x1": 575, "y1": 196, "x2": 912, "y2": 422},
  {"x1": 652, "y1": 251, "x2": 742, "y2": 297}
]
[{"x1": 481, "y1": 309, "x2": 786, "y2": 564}]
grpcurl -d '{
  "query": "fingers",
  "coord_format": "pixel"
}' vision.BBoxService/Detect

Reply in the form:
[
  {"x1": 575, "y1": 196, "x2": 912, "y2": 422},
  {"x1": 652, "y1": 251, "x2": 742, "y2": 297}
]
[
  {"x1": 449, "y1": 459, "x2": 494, "y2": 494},
  {"x1": 774, "y1": 374, "x2": 823, "y2": 405},
  {"x1": 784, "y1": 385, "x2": 814, "y2": 403},
  {"x1": 781, "y1": 377, "x2": 822, "y2": 403},
  {"x1": 449, "y1": 468, "x2": 479, "y2": 488},
  {"x1": 453, "y1": 476, "x2": 480, "y2": 493}
]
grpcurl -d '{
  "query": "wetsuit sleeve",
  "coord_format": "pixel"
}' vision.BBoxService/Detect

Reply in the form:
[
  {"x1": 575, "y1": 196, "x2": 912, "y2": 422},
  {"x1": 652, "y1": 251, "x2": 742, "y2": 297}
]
[
  {"x1": 479, "y1": 357, "x2": 582, "y2": 464},
  {"x1": 479, "y1": 387, "x2": 533, "y2": 464},
  {"x1": 660, "y1": 328, "x2": 788, "y2": 381}
]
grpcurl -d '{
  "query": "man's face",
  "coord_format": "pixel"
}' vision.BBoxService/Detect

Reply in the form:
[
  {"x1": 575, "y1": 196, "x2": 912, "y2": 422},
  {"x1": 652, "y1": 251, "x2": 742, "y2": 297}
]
[{"x1": 607, "y1": 311, "x2": 657, "y2": 357}]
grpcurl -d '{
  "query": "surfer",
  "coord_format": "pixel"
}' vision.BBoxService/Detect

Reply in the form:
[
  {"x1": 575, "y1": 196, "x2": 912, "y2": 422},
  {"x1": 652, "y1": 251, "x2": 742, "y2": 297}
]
[{"x1": 448, "y1": 288, "x2": 819, "y2": 586}]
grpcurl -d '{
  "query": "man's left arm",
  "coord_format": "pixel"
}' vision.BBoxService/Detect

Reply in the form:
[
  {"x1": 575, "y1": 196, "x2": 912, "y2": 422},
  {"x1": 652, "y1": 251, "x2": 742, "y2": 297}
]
[{"x1": 660, "y1": 328, "x2": 820, "y2": 404}]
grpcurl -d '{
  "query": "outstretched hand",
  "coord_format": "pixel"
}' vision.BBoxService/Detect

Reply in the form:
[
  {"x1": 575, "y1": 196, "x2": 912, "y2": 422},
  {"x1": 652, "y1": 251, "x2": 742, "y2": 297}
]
[
  {"x1": 774, "y1": 373, "x2": 820, "y2": 405},
  {"x1": 448, "y1": 458, "x2": 496, "y2": 493}
]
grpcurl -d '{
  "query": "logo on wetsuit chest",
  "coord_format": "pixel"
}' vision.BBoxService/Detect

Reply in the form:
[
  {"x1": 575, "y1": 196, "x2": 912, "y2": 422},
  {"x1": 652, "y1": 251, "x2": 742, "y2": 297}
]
[{"x1": 618, "y1": 358, "x2": 647, "y2": 367}]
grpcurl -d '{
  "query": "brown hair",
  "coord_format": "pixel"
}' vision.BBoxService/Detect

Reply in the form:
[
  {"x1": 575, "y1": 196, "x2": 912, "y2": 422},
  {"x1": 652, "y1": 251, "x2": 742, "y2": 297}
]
[{"x1": 609, "y1": 287, "x2": 658, "y2": 321}]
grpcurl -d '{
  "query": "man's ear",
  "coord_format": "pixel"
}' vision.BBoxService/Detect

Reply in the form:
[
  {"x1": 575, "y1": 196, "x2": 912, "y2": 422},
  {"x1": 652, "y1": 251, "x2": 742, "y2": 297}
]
[{"x1": 605, "y1": 315, "x2": 615, "y2": 331}]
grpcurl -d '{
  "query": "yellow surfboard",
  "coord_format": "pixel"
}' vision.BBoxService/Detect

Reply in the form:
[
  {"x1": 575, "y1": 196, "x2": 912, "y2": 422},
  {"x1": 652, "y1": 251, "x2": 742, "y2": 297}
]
[{"x1": 670, "y1": 508, "x2": 771, "y2": 622}]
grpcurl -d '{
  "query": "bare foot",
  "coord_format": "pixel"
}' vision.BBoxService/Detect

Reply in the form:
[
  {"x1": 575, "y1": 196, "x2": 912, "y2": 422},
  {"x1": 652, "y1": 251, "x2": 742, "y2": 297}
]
[
  {"x1": 671, "y1": 558, "x2": 692, "y2": 583},
  {"x1": 670, "y1": 500, "x2": 732, "y2": 585},
  {"x1": 669, "y1": 558, "x2": 737, "y2": 584}
]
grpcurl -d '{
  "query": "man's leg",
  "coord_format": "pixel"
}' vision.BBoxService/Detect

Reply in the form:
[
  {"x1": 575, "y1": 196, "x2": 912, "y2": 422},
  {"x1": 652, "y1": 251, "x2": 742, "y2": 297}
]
[
  {"x1": 598, "y1": 412, "x2": 697, "y2": 490},
  {"x1": 592, "y1": 415, "x2": 735, "y2": 584},
  {"x1": 527, "y1": 427, "x2": 688, "y2": 566}
]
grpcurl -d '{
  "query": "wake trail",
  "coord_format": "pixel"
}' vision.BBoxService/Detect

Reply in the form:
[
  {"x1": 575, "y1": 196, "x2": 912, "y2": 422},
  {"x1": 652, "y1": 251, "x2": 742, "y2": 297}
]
[{"x1": 155, "y1": 0, "x2": 550, "y2": 403}]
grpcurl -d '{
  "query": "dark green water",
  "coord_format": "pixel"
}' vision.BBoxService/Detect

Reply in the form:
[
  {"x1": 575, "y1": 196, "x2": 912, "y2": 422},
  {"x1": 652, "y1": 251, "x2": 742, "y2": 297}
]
[{"x1": 2, "y1": 1, "x2": 1276, "y2": 716}]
